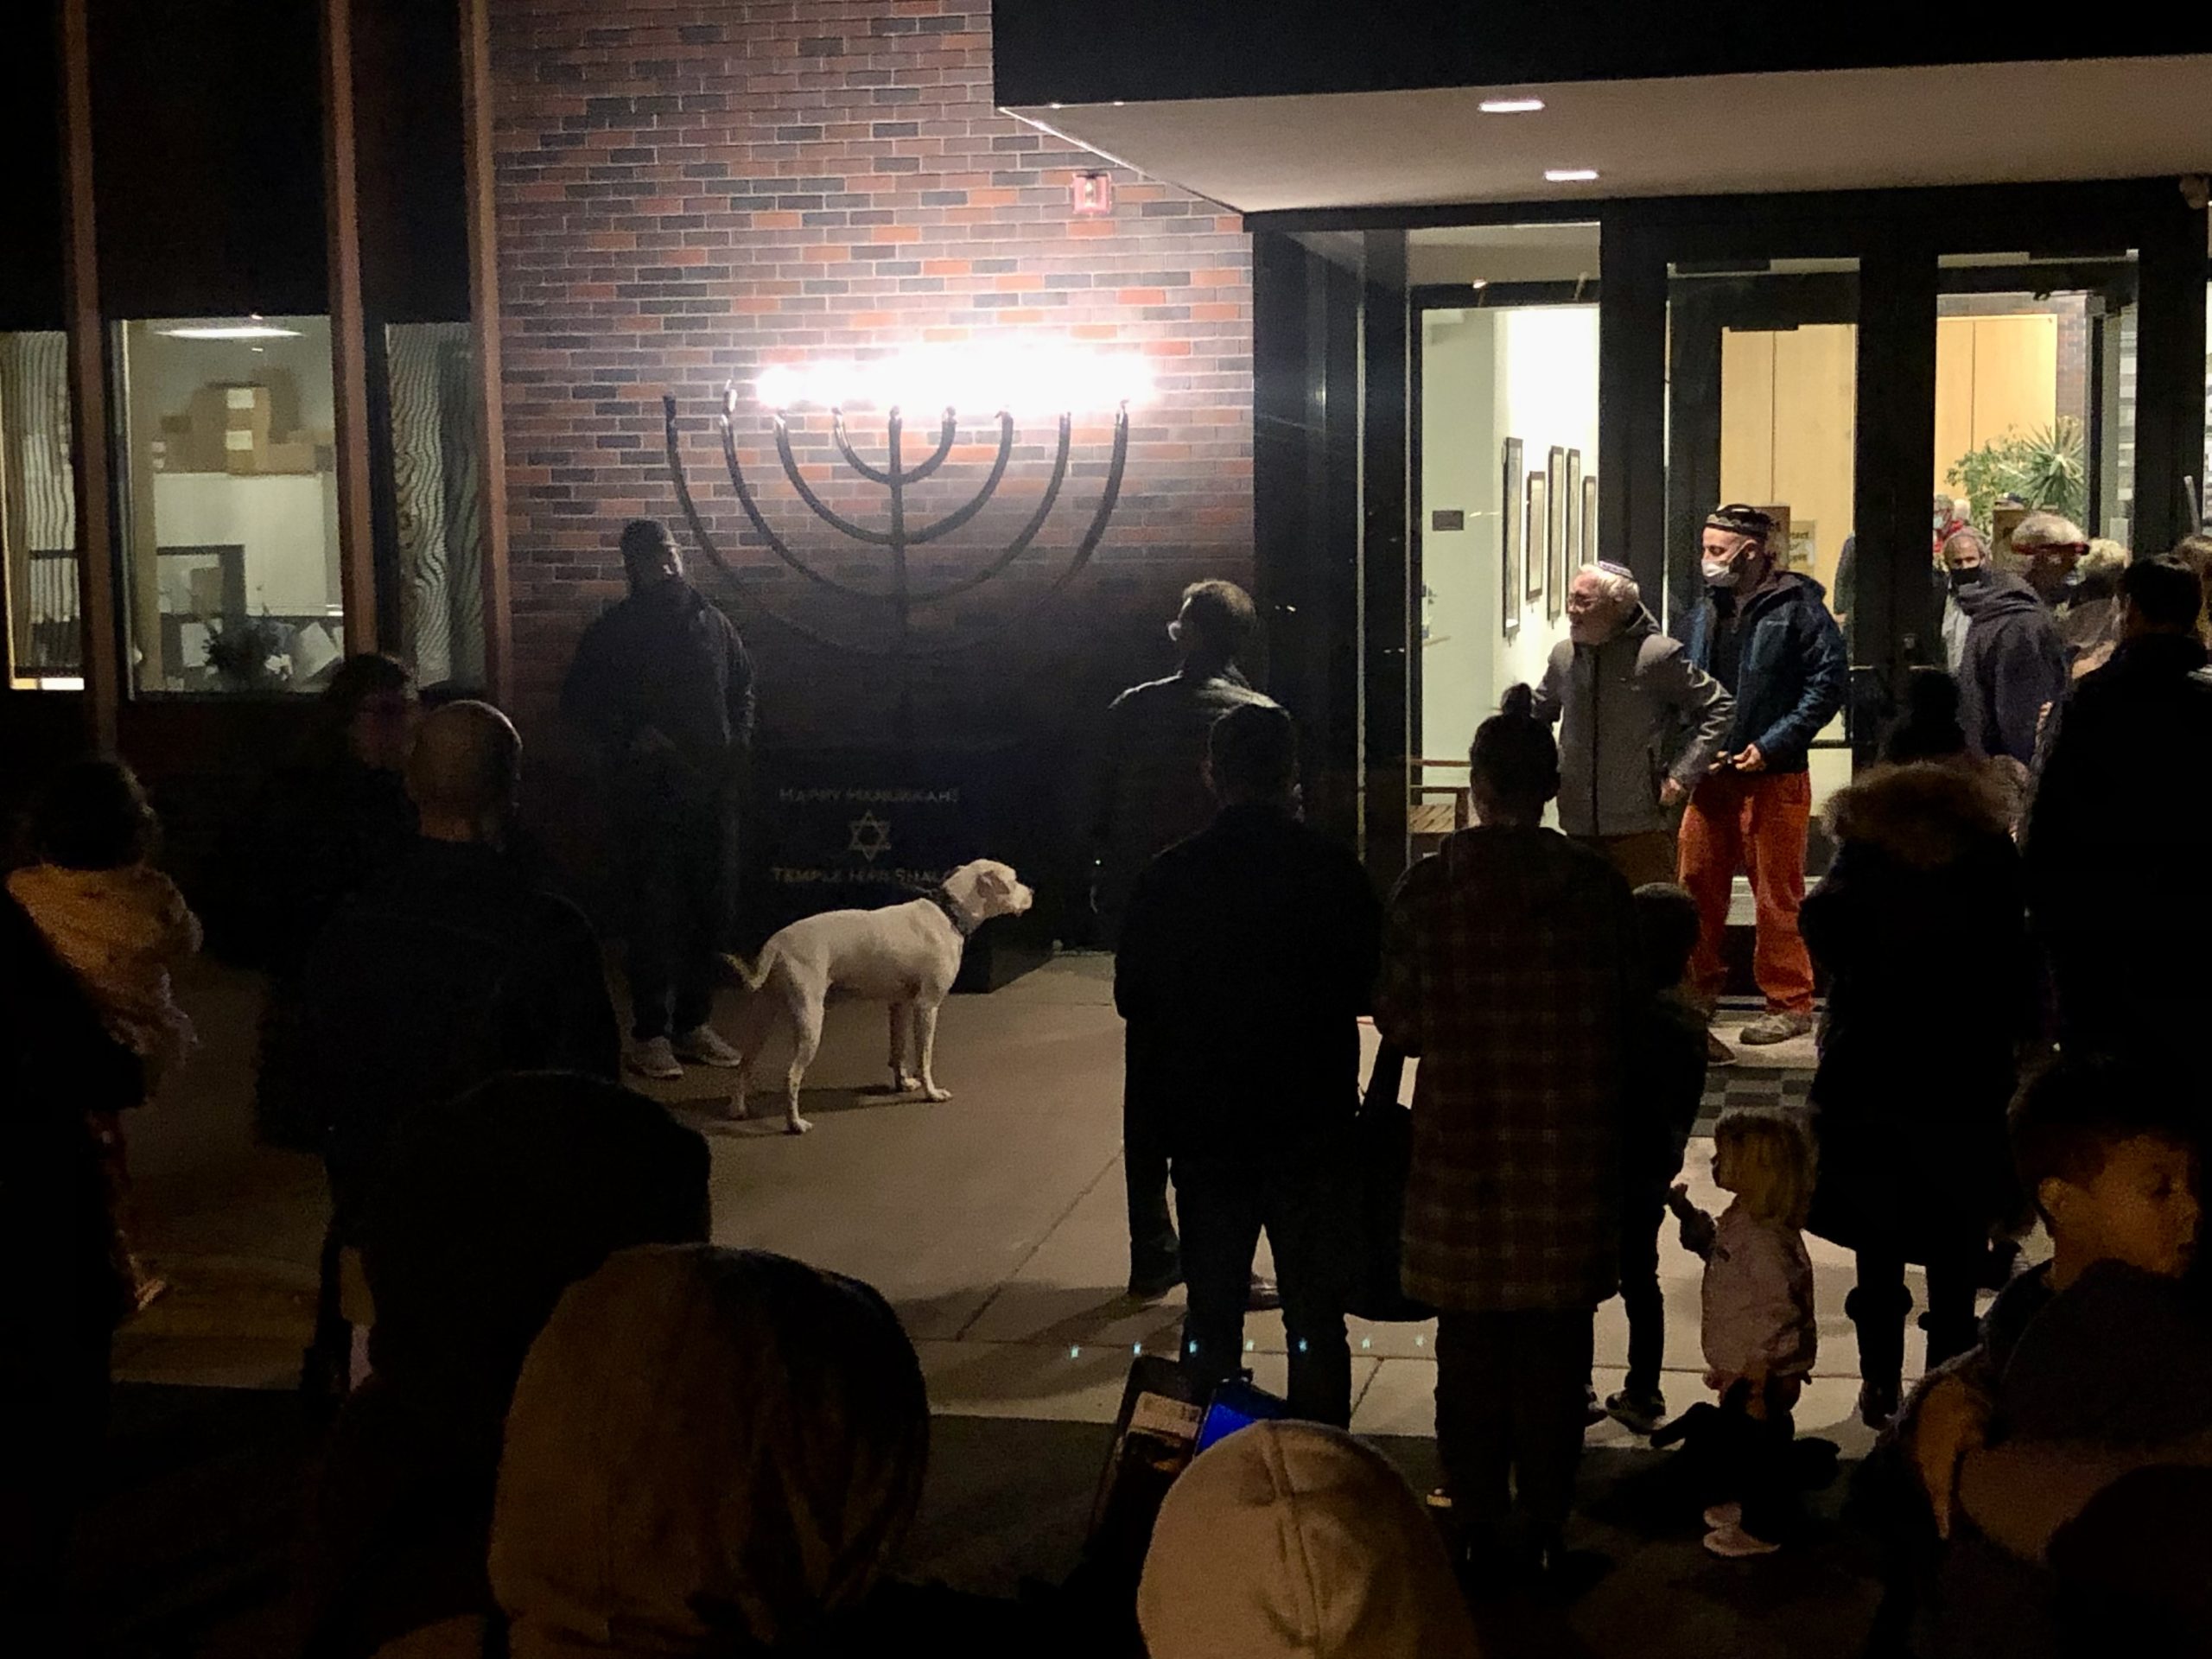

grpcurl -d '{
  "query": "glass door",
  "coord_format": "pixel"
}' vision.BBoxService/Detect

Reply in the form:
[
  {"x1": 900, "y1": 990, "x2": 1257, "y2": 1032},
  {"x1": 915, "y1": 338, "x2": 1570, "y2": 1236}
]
[{"x1": 1665, "y1": 258, "x2": 1861, "y2": 832}]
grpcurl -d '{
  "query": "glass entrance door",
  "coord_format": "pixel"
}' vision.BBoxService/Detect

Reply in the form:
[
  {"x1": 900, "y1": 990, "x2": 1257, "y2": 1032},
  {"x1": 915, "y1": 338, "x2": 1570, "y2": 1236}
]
[{"x1": 1666, "y1": 259, "x2": 1862, "y2": 833}]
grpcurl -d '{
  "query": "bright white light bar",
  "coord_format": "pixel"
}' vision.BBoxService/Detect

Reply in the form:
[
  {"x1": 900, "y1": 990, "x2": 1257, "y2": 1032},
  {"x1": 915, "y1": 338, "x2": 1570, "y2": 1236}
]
[
  {"x1": 1479, "y1": 98, "x2": 1546, "y2": 114},
  {"x1": 1544, "y1": 168, "x2": 1600, "y2": 183},
  {"x1": 160, "y1": 322, "x2": 303, "y2": 340},
  {"x1": 755, "y1": 346, "x2": 1153, "y2": 414}
]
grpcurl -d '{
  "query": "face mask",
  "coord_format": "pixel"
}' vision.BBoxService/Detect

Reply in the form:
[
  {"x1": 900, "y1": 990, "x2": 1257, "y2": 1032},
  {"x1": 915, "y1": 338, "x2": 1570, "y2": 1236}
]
[
  {"x1": 1701, "y1": 556, "x2": 1738, "y2": 587},
  {"x1": 1934, "y1": 512, "x2": 1949, "y2": 532},
  {"x1": 1948, "y1": 565, "x2": 1986, "y2": 593}
]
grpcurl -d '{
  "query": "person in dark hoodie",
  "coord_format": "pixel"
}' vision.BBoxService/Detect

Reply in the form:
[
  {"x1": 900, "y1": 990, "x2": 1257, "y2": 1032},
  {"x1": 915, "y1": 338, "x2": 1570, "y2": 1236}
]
[
  {"x1": 1945, "y1": 522, "x2": 2070, "y2": 766},
  {"x1": 2026, "y1": 553, "x2": 2212, "y2": 1065},
  {"x1": 562, "y1": 518, "x2": 756, "y2": 1084},
  {"x1": 1802, "y1": 670, "x2": 2030, "y2": 1427},
  {"x1": 1680, "y1": 505, "x2": 1848, "y2": 1055},
  {"x1": 1535, "y1": 562, "x2": 1734, "y2": 892}
]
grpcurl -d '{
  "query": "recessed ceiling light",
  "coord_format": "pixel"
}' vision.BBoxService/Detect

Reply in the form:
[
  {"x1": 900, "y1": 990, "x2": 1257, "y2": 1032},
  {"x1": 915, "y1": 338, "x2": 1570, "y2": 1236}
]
[
  {"x1": 1471, "y1": 278, "x2": 1489, "y2": 289},
  {"x1": 1544, "y1": 168, "x2": 1599, "y2": 183},
  {"x1": 1479, "y1": 98, "x2": 1546, "y2": 114}
]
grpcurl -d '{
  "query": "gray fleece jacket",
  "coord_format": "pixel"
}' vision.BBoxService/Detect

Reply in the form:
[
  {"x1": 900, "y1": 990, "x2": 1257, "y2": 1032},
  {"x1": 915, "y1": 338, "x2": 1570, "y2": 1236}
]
[{"x1": 1535, "y1": 606, "x2": 1735, "y2": 838}]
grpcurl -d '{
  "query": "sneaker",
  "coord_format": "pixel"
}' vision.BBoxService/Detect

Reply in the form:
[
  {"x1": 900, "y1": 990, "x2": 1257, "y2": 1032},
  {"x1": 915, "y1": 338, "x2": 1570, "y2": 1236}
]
[
  {"x1": 1702, "y1": 1522, "x2": 1781, "y2": 1559},
  {"x1": 673, "y1": 1025, "x2": 743, "y2": 1068},
  {"x1": 1706, "y1": 1029, "x2": 1738, "y2": 1066},
  {"x1": 1702, "y1": 1501, "x2": 1744, "y2": 1530},
  {"x1": 1738, "y1": 1011, "x2": 1813, "y2": 1046},
  {"x1": 628, "y1": 1036, "x2": 683, "y2": 1081},
  {"x1": 1605, "y1": 1388, "x2": 1669, "y2": 1436}
]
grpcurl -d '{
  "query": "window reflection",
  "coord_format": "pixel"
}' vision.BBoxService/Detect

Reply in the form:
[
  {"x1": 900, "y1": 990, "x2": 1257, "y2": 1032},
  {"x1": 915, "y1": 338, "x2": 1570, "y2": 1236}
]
[{"x1": 114, "y1": 315, "x2": 344, "y2": 694}]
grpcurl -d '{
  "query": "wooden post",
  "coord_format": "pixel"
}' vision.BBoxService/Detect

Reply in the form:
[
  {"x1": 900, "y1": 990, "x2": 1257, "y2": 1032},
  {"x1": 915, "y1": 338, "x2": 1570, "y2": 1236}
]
[
  {"x1": 460, "y1": 0, "x2": 513, "y2": 706},
  {"x1": 57, "y1": 0, "x2": 119, "y2": 745},
  {"x1": 321, "y1": 0, "x2": 378, "y2": 654}
]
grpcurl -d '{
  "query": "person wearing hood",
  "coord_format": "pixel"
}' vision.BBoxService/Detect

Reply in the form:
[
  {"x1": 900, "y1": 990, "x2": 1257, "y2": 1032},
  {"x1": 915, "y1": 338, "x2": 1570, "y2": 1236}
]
[
  {"x1": 1945, "y1": 521, "x2": 2071, "y2": 766},
  {"x1": 308, "y1": 1073, "x2": 710, "y2": 1659},
  {"x1": 1680, "y1": 505, "x2": 1848, "y2": 1052},
  {"x1": 1376, "y1": 684, "x2": 1642, "y2": 1577},
  {"x1": 1137, "y1": 1421, "x2": 1481, "y2": 1659},
  {"x1": 458, "y1": 1245, "x2": 931, "y2": 1659},
  {"x1": 1535, "y1": 562, "x2": 1733, "y2": 891},
  {"x1": 2026, "y1": 554, "x2": 2212, "y2": 1065},
  {"x1": 1800, "y1": 671, "x2": 2030, "y2": 1427}
]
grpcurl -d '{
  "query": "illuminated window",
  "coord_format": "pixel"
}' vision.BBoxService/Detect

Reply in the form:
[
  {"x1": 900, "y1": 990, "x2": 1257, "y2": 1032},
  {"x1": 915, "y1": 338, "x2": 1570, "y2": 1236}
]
[{"x1": 112, "y1": 315, "x2": 344, "y2": 694}]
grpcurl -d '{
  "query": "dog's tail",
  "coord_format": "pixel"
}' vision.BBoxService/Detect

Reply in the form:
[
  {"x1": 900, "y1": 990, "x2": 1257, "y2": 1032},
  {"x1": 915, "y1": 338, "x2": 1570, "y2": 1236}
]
[{"x1": 721, "y1": 946, "x2": 774, "y2": 992}]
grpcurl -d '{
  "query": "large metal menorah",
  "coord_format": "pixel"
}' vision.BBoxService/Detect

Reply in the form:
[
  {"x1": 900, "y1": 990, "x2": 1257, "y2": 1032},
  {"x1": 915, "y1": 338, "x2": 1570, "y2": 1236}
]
[{"x1": 661, "y1": 382, "x2": 1130, "y2": 670}]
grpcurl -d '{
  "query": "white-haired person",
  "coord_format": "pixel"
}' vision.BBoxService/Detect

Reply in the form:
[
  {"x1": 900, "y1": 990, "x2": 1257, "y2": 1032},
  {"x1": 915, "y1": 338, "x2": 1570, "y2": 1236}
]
[{"x1": 1535, "y1": 562, "x2": 1734, "y2": 892}]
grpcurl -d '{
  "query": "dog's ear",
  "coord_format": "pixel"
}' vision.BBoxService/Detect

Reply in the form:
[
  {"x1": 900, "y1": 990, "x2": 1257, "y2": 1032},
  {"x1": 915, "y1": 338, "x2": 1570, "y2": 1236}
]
[{"x1": 975, "y1": 866, "x2": 1011, "y2": 897}]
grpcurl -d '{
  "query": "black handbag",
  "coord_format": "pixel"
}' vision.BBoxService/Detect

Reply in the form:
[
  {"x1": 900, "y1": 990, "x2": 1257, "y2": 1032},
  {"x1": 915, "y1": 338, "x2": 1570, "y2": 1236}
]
[{"x1": 1345, "y1": 1042, "x2": 1435, "y2": 1323}]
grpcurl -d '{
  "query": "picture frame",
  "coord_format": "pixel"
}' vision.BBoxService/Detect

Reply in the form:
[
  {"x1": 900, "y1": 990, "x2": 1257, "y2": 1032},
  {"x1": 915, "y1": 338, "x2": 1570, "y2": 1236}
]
[
  {"x1": 1525, "y1": 469, "x2": 1548, "y2": 620},
  {"x1": 1581, "y1": 474, "x2": 1599, "y2": 566},
  {"x1": 1522, "y1": 444, "x2": 1544, "y2": 603},
  {"x1": 1563, "y1": 449, "x2": 1582, "y2": 588},
  {"x1": 1545, "y1": 446, "x2": 1568, "y2": 621},
  {"x1": 1500, "y1": 436, "x2": 1524, "y2": 638}
]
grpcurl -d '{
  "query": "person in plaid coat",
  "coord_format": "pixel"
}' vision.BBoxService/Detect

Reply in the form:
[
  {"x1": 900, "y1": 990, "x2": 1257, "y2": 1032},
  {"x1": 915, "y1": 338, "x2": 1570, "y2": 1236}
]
[{"x1": 1376, "y1": 683, "x2": 1645, "y2": 1574}]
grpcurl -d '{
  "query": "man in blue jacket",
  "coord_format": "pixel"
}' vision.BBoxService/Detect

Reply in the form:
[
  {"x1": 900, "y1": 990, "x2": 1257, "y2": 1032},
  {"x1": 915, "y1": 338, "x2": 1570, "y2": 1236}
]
[{"x1": 1680, "y1": 505, "x2": 1847, "y2": 1056}]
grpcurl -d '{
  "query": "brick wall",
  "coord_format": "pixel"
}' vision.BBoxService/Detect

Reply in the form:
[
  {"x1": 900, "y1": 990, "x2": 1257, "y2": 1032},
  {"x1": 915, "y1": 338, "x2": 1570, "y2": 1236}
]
[{"x1": 486, "y1": 0, "x2": 1255, "y2": 775}]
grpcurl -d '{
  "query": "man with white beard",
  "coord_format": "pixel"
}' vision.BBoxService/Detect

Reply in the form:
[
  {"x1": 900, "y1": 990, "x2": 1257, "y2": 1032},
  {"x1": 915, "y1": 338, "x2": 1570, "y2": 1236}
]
[{"x1": 1533, "y1": 563, "x2": 1734, "y2": 890}]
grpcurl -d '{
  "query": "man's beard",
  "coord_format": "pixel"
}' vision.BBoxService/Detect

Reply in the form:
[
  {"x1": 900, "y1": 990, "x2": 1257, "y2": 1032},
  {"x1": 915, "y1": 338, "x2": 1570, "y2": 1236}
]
[{"x1": 1568, "y1": 618, "x2": 1608, "y2": 645}]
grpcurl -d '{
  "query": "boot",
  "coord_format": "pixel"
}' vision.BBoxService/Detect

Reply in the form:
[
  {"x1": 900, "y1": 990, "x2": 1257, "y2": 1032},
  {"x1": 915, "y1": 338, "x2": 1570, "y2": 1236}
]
[{"x1": 1846, "y1": 1284, "x2": 1912, "y2": 1427}]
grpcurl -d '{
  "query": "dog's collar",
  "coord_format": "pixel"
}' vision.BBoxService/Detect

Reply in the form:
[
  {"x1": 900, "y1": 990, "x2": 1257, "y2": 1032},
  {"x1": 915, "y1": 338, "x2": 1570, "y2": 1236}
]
[{"x1": 924, "y1": 887, "x2": 977, "y2": 938}]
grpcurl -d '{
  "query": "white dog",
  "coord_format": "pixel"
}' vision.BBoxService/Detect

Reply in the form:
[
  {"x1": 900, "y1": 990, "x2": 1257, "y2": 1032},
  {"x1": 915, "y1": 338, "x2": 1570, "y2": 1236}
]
[{"x1": 723, "y1": 859, "x2": 1034, "y2": 1134}]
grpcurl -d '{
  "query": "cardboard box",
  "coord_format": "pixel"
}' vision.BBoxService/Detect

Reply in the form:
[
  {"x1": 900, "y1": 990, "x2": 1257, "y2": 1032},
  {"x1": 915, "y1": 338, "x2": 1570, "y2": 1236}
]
[{"x1": 260, "y1": 439, "x2": 319, "y2": 474}]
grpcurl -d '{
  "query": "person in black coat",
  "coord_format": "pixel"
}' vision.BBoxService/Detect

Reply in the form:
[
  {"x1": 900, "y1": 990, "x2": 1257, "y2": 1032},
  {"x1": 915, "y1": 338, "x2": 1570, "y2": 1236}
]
[
  {"x1": 304, "y1": 1073, "x2": 709, "y2": 1659},
  {"x1": 561, "y1": 518, "x2": 755, "y2": 1081},
  {"x1": 284, "y1": 702, "x2": 621, "y2": 1403},
  {"x1": 2025, "y1": 554, "x2": 2212, "y2": 1069},
  {"x1": 1802, "y1": 671, "x2": 2030, "y2": 1426},
  {"x1": 0, "y1": 887, "x2": 144, "y2": 1640},
  {"x1": 1114, "y1": 702, "x2": 1382, "y2": 1426},
  {"x1": 249, "y1": 654, "x2": 419, "y2": 1149}
]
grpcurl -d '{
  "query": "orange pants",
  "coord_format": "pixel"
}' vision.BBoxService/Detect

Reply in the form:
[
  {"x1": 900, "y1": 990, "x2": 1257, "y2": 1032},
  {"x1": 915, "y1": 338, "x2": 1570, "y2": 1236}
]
[{"x1": 1678, "y1": 769, "x2": 1815, "y2": 1014}]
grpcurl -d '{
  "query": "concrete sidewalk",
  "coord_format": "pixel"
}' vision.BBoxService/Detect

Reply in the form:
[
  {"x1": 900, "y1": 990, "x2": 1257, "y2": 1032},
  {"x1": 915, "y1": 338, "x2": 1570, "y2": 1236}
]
[
  {"x1": 107, "y1": 950, "x2": 1930, "y2": 1659},
  {"x1": 123, "y1": 952, "x2": 1904, "y2": 1454}
]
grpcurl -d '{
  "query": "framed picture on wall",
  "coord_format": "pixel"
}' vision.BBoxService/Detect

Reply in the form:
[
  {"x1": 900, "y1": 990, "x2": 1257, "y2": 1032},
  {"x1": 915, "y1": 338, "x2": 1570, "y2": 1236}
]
[
  {"x1": 1500, "y1": 436, "x2": 1524, "y2": 638},
  {"x1": 1545, "y1": 446, "x2": 1568, "y2": 621},
  {"x1": 1525, "y1": 469, "x2": 1548, "y2": 618},
  {"x1": 1564, "y1": 450, "x2": 1583, "y2": 585},
  {"x1": 1522, "y1": 448, "x2": 1545, "y2": 603},
  {"x1": 1582, "y1": 474, "x2": 1599, "y2": 566}
]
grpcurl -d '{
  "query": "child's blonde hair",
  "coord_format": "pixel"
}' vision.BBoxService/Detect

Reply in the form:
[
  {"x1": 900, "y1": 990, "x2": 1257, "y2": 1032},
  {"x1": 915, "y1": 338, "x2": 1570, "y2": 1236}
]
[{"x1": 1714, "y1": 1109, "x2": 1816, "y2": 1229}]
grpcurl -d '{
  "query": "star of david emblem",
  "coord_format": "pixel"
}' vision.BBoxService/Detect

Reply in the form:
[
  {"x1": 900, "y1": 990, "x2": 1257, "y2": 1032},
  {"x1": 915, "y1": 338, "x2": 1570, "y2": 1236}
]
[{"x1": 848, "y1": 810, "x2": 892, "y2": 864}]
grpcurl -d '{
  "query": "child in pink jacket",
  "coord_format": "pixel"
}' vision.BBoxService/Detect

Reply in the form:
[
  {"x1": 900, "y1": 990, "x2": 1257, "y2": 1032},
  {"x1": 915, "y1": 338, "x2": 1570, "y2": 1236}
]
[{"x1": 1670, "y1": 1108, "x2": 1818, "y2": 1557}]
